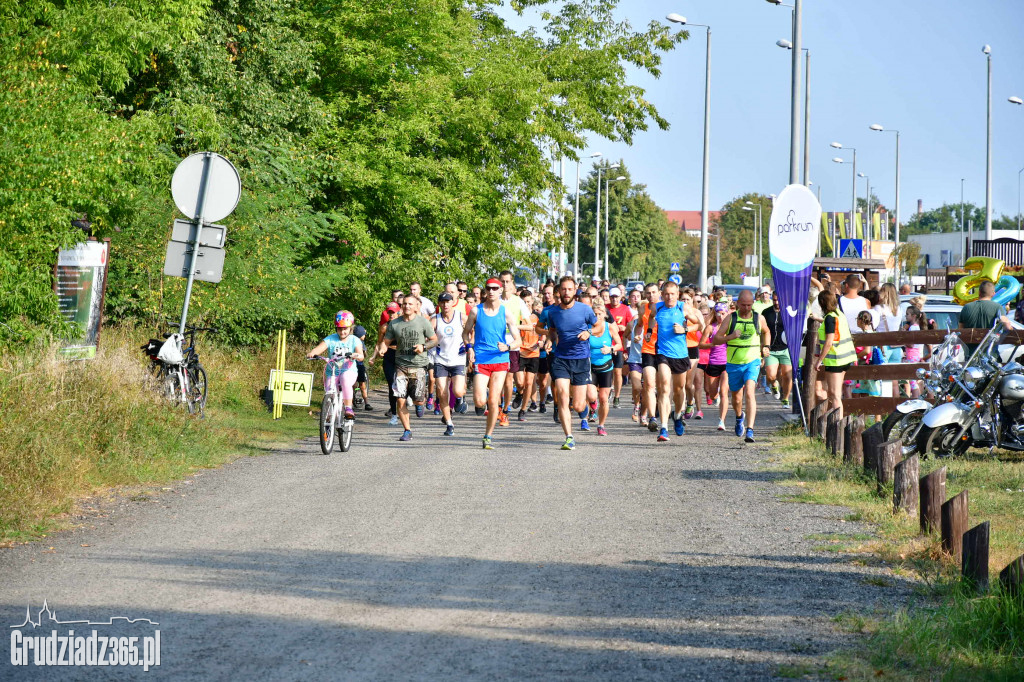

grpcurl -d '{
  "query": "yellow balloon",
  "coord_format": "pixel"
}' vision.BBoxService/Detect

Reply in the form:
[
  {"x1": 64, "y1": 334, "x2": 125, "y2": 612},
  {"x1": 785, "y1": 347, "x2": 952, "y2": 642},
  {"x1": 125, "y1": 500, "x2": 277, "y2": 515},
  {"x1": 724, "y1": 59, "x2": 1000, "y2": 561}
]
[{"x1": 953, "y1": 257, "x2": 1004, "y2": 305}]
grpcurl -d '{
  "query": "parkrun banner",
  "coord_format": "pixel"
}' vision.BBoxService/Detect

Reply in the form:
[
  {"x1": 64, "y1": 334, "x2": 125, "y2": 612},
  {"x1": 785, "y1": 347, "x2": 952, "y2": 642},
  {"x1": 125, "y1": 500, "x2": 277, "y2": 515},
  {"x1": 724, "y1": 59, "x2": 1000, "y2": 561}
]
[{"x1": 769, "y1": 184, "x2": 821, "y2": 375}]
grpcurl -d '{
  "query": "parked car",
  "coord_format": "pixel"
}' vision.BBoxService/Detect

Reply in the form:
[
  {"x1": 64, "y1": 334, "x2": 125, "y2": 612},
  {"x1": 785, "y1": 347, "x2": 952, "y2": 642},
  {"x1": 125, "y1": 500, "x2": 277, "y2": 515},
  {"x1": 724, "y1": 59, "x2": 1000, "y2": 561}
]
[{"x1": 719, "y1": 284, "x2": 758, "y2": 300}]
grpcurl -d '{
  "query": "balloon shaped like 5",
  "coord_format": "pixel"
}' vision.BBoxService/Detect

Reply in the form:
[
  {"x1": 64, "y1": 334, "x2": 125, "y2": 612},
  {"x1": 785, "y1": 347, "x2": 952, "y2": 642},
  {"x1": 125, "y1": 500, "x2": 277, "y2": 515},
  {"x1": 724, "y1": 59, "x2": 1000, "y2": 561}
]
[
  {"x1": 953, "y1": 256, "x2": 1005, "y2": 305},
  {"x1": 993, "y1": 274, "x2": 1022, "y2": 306}
]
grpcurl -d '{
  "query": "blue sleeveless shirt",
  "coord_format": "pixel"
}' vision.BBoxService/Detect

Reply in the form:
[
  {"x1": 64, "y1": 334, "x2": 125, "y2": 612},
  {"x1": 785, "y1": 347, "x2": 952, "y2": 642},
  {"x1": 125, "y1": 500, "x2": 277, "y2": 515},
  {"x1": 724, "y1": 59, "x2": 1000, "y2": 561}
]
[{"x1": 474, "y1": 303, "x2": 509, "y2": 365}]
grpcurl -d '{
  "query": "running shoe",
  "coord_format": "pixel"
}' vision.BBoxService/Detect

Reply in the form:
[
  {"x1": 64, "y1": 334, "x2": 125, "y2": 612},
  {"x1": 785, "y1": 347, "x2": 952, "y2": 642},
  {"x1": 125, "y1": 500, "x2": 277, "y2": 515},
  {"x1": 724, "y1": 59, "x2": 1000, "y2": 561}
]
[
  {"x1": 425, "y1": 396, "x2": 435, "y2": 411},
  {"x1": 717, "y1": 420, "x2": 726, "y2": 431},
  {"x1": 475, "y1": 406, "x2": 486, "y2": 416},
  {"x1": 763, "y1": 382, "x2": 772, "y2": 395},
  {"x1": 613, "y1": 397, "x2": 620, "y2": 409},
  {"x1": 498, "y1": 411, "x2": 510, "y2": 427},
  {"x1": 456, "y1": 399, "x2": 468, "y2": 414},
  {"x1": 684, "y1": 404, "x2": 694, "y2": 419},
  {"x1": 344, "y1": 407, "x2": 355, "y2": 420},
  {"x1": 388, "y1": 414, "x2": 399, "y2": 426},
  {"x1": 539, "y1": 402, "x2": 547, "y2": 414},
  {"x1": 545, "y1": 394, "x2": 554, "y2": 404},
  {"x1": 695, "y1": 410, "x2": 704, "y2": 420},
  {"x1": 482, "y1": 435, "x2": 494, "y2": 450},
  {"x1": 674, "y1": 418, "x2": 685, "y2": 436},
  {"x1": 640, "y1": 415, "x2": 649, "y2": 427},
  {"x1": 552, "y1": 409, "x2": 560, "y2": 424},
  {"x1": 772, "y1": 386, "x2": 781, "y2": 400},
  {"x1": 706, "y1": 396, "x2": 713, "y2": 406},
  {"x1": 399, "y1": 430, "x2": 412, "y2": 442},
  {"x1": 745, "y1": 428, "x2": 755, "y2": 443},
  {"x1": 443, "y1": 424, "x2": 455, "y2": 437},
  {"x1": 597, "y1": 425, "x2": 608, "y2": 436},
  {"x1": 657, "y1": 428, "x2": 670, "y2": 442},
  {"x1": 518, "y1": 410, "x2": 527, "y2": 422},
  {"x1": 647, "y1": 418, "x2": 660, "y2": 433},
  {"x1": 780, "y1": 398, "x2": 790, "y2": 408},
  {"x1": 588, "y1": 408, "x2": 597, "y2": 421},
  {"x1": 528, "y1": 400, "x2": 538, "y2": 412},
  {"x1": 735, "y1": 414, "x2": 745, "y2": 437},
  {"x1": 512, "y1": 394, "x2": 523, "y2": 410},
  {"x1": 364, "y1": 402, "x2": 374, "y2": 411},
  {"x1": 631, "y1": 405, "x2": 640, "y2": 422},
  {"x1": 385, "y1": 409, "x2": 394, "y2": 417},
  {"x1": 415, "y1": 404, "x2": 424, "y2": 418},
  {"x1": 433, "y1": 406, "x2": 441, "y2": 416},
  {"x1": 580, "y1": 418, "x2": 590, "y2": 432},
  {"x1": 561, "y1": 435, "x2": 575, "y2": 450}
]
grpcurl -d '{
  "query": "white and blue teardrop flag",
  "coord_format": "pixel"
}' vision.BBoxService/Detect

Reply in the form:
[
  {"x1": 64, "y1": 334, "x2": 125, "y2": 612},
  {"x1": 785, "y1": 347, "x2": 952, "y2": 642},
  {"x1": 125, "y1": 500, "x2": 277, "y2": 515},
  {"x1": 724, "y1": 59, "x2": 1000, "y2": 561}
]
[{"x1": 768, "y1": 184, "x2": 821, "y2": 371}]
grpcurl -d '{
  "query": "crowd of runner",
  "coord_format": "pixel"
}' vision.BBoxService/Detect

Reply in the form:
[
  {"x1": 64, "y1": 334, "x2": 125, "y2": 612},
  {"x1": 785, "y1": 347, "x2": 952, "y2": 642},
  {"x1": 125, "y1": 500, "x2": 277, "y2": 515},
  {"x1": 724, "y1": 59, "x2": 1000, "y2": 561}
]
[{"x1": 310, "y1": 275, "x2": 794, "y2": 450}]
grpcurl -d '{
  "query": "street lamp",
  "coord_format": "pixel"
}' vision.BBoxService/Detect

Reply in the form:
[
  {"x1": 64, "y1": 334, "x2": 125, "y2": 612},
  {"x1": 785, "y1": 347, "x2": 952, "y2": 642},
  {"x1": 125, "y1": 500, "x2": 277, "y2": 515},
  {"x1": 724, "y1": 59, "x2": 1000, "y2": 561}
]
[
  {"x1": 766, "y1": 0, "x2": 803, "y2": 184},
  {"x1": 960, "y1": 178, "x2": 966, "y2": 266},
  {"x1": 604, "y1": 174, "x2": 627, "y2": 279},
  {"x1": 777, "y1": 40, "x2": 811, "y2": 187},
  {"x1": 574, "y1": 152, "x2": 601, "y2": 276},
  {"x1": 984, "y1": 45, "x2": 992, "y2": 239},
  {"x1": 667, "y1": 13, "x2": 711, "y2": 290},
  {"x1": 831, "y1": 142, "x2": 857, "y2": 244},
  {"x1": 594, "y1": 162, "x2": 619, "y2": 279},
  {"x1": 857, "y1": 172, "x2": 870, "y2": 238},
  {"x1": 1011, "y1": 98, "x2": 1024, "y2": 238},
  {"x1": 832, "y1": 155, "x2": 854, "y2": 254},
  {"x1": 869, "y1": 123, "x2": 901, "y2": 279}
]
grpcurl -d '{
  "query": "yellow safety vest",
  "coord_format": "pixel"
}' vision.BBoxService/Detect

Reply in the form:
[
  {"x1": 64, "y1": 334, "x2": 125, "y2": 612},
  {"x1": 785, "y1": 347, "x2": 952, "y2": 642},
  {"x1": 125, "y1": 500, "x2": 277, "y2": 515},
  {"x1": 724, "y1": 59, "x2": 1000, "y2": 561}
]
[{"x1": 818, "y1": 311, "x2": 856, "y2": 366}]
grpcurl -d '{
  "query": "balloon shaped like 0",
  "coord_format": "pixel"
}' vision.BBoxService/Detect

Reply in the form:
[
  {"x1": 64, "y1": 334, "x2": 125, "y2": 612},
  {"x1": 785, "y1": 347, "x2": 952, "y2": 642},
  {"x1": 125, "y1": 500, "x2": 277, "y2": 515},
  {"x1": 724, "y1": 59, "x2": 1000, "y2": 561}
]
[{"x1": 993, "y1": 275, "x2": 1021, "y2": 306}]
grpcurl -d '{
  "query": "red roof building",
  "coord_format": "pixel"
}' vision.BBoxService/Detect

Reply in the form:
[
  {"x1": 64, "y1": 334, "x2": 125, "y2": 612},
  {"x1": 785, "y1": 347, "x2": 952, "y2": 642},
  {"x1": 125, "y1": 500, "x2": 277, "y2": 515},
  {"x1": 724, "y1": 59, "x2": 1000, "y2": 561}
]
[{"x1": 664, "y1": 210, "x2": 720, "y2": 236}]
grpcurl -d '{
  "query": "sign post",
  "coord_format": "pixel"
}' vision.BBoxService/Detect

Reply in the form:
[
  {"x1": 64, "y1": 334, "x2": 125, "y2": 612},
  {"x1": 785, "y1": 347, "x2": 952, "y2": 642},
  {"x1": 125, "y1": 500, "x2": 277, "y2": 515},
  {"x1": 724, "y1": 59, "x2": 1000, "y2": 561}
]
[{"x1": 768, "y1": 184, "x2": 822, "y2": 434}]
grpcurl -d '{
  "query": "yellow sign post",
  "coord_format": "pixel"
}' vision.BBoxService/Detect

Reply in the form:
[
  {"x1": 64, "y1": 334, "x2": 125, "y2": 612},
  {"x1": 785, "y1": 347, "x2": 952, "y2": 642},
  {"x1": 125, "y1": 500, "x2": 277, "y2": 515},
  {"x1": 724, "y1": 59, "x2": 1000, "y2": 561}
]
[{"x1": 273, "y1": 330, "x2": 286, "y2": 419}]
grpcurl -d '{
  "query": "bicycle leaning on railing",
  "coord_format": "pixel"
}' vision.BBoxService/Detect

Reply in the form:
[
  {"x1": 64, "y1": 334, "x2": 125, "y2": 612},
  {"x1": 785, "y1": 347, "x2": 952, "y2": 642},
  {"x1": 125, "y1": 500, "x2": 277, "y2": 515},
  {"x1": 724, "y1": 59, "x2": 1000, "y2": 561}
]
[
  {"x1": 141, "y1": 324, "x2": 214, "y2": 416},
  {"x1": 310, "y1": 354, "x2": 355, "y2": 454}
]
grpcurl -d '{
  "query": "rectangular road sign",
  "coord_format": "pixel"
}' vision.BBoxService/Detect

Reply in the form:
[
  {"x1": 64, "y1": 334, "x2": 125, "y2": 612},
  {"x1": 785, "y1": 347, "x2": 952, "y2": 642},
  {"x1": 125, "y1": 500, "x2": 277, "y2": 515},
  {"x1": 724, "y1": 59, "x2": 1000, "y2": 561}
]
[
  {"x1": 170, "y1": 219, "x2": 227, "y2": 248},
  {"x1": 268, "y1": 370, "x2": 315, "y2": 406},
  {"x1": 839, "y1": 238, "x2": 864, "y2": 259},
  {"x1": 164, "y1": 241, "x2": 225, "y2": 283}
]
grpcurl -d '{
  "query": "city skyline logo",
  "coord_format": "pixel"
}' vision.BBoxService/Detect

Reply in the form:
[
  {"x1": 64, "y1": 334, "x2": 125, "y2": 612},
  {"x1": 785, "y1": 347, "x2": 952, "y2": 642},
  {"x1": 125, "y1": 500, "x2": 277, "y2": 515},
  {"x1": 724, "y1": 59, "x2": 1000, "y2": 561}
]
[{"x1": 10, "y1": 600, "x2": 159, "y2": 628}]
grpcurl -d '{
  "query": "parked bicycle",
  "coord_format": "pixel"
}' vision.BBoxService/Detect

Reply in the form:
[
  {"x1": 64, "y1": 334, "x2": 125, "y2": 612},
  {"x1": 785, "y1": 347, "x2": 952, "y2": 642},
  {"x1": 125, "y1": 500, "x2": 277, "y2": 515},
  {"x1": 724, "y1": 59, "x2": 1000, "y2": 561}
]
[
  {"x1": 310, "y1": 354, "x2": 355, "y2": 454},
  {"x1": 141, "y1": 324, "x2": 214, "y2": 416}
]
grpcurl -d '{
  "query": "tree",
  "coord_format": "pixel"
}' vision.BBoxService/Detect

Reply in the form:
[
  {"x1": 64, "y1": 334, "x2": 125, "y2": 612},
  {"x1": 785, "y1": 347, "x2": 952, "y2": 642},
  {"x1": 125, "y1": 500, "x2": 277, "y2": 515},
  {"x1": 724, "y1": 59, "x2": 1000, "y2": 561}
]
[
  {"x1": 710, "y1": 194, "x2": 773, "y2": 285},
  {"x1": 892, "y1": 241, "x2": 923, "y2": 277}
]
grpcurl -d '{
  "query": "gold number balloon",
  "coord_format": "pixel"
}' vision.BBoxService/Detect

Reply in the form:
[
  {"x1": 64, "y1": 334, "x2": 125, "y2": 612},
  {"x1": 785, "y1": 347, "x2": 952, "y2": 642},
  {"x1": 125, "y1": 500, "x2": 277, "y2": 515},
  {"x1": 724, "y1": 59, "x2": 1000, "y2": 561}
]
[{"x1": 953, "y1": 256, "x2": 1004, "y2": 305}]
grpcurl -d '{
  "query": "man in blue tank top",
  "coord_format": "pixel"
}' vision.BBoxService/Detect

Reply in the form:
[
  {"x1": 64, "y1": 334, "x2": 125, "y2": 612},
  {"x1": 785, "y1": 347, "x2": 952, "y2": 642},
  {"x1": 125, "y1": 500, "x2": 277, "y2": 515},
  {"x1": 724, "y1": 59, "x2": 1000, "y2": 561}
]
[
  {"x1": 463, "y1": 278, "x2": 521, "y2": 450},
  {"x1": 537, "y1": 276, "x2": 600, "y2": 451}
]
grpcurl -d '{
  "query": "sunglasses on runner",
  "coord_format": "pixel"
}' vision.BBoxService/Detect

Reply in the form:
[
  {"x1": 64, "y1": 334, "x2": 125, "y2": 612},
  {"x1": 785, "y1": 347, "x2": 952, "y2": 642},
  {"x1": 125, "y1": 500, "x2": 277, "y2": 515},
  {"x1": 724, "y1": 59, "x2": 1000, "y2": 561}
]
[{"x1": 486, "y1": 285, "x2": 502, "y2": 291}]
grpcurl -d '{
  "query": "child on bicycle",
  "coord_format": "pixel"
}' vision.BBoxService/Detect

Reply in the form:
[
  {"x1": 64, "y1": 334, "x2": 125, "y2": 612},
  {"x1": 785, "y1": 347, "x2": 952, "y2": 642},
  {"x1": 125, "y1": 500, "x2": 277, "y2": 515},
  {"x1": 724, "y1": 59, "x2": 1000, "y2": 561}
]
[{"x1": 307, "y1": 310, "x2": 365, "y2": 419}]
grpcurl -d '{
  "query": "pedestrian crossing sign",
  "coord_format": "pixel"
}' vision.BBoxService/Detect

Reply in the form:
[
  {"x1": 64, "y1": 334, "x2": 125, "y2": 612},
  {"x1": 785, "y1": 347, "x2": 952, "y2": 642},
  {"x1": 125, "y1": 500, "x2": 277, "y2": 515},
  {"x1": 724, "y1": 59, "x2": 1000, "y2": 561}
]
[
  {"x1": 670, "y1": 262, "x2": 680, "y2": 273},
  {"x1": 839, "y1": 239, "x2": 864, "y2": 259}
]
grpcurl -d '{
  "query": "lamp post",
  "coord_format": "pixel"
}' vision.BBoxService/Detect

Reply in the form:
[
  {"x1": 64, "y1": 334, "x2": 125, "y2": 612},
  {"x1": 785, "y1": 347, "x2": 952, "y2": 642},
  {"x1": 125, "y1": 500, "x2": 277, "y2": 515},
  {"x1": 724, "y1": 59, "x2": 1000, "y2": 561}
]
[
  {"x1": 1011, "y1": 97, "x2": 1024, "y2": 239},
  {"x1": 595, "y1": 164, "x2": 603, "y2": 280},
  {"x1": 667, "y1": 13, "x2": 711, "y2": 290},
  {"x1": 960, "y1": 178, "x2": 966, "y2": 266},
  {"x1": 984, "y1": 45, "x2": 992, "y2": 239},
  {"x1": 574, "y1": 152, "x2": 601, "y2": 276},
  {"x1": 857, "y1": 172, "x2": 870, "y2": 238},
  {"x1": 766, "y1": 0, "x2": 803, "y2": 183},
  {"x1": 743, "y1": 201, "x2": 763, "y2": 284},
  {"x1": 868, "y1": 124, "x2": 900, "y2": 281},
  {"x1": 831, "y1": 142, "x2": 857, "y2": 243},
  {"x1": 777, "y1": 40, "x2": 810, "y2": 187},
  {"x1": 832, "y1": 156, "x2": 855, "y2": 254},
  {"x1": 604, "y1": 174, "x2": 626, "y2": 280}
]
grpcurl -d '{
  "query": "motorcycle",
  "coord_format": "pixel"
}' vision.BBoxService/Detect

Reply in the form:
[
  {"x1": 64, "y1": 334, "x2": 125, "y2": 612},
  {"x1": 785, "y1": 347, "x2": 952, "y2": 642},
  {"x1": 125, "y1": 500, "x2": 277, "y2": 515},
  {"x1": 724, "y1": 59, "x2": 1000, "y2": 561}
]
[
  {"x1": 916, "y1": 320, "x2": 1024, "y2": 458},
  {"x1": 881, "y1": 330, "x2": 965, "y2": 457}
]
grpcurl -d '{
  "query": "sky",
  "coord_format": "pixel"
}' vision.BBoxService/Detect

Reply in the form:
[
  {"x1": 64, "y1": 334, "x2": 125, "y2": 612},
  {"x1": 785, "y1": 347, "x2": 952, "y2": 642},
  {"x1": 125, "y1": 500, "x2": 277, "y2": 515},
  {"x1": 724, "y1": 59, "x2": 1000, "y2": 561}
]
[{"x1": 508, "y1": 0, "x2": 1024, "y2": 225}]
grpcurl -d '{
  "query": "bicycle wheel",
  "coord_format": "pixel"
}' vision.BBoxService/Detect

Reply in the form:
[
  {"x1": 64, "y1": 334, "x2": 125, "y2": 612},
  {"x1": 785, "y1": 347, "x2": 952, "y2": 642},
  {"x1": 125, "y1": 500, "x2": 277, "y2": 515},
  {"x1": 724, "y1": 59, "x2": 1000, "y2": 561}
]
[
  {"x1": 319, "y1": 394, "x2": 336, "y2": 455},
  {"x1": 339, "y1": 419, "x2": 353, "y2": 452},
  {"x1": 162, "y1": 369, "x2": 182, "y2": 406},
  {"x1": 187, "y1": 365, "x2": 208, "y2": 417}
]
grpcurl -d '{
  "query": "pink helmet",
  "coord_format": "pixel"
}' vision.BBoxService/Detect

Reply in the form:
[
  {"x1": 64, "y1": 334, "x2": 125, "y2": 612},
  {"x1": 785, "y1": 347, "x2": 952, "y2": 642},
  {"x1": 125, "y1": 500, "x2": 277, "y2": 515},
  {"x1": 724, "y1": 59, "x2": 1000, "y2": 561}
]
[{"x1": 334, "y1": 310, "x2": 355, "y2": 329}]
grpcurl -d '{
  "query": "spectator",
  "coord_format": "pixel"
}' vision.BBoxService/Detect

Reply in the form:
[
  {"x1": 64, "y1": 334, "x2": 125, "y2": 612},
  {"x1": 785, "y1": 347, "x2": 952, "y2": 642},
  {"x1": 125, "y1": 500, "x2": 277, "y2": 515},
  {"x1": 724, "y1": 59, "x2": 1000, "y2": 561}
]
[
  {"x1": 838, "y1": 274, "x2": 869, "y2": 332},
  {"x1": 815, "y1": 290, "x2": 855, "y2": 419}
]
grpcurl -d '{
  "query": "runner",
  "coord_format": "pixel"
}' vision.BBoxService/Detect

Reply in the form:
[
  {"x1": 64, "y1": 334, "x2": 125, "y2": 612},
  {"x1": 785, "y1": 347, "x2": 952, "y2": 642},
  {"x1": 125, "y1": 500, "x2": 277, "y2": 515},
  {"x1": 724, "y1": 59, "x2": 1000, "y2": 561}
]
[
  {"x1": 377, "y1": 296, "x2": 438, "y2": 442},
  {"x1": 516, "y1": 288, "x2": 541, "y2": 422},
  {"x1": 606, "y1": 286, "x2": 633, "y2": 409},
  {"x1": 587, "y1": 299, "x2": 622, "y2": 435},
  {"x1": 532, "y1": 297, "x2": 551, "y2": 414},
  {"x1": 500, "y1": 270, "x2": 531, "y2": 427},
  {"x1": 689, "y1": 301, "x2": 711, "y2": 420},
  {"x1": 637, "y1": 282, "x2": 662, "y2": 431},
  {"x1": 352, "y1": 321, "x2": 373, "y2": 410},
  {"x1": 679, "y1": 287, "x2": 704, "y2": 419},
  {"x1": 626, "y1": 287, "x2": 645, "y2": 422},
  {"x1": 371, "y1": 297, "x2": 403, "y2": 424},
  {"x1": 306, "y1": 311, "x2": 365, "y2": 419},
  {"x1": 409, "y1": 281, "x2": 436, "y2": 317},
  {"x1": 699, "y1": 303, "x2": 731, "y2": 430},
  {"x1": 463, "y1": 278, "x2": 522, "y2": 450},
  {"x1": 712, "y1": 290, "x2": 771, "y2": 443},
  {"x1": 433, "y1": 292, "x2": 468, "y2": 436},
  {"x1": 650, "y1": 281, "x2": 701, "y2": 441},
  {"x1": 537, "y1": 276, "x2": 600, "y2": 450}
]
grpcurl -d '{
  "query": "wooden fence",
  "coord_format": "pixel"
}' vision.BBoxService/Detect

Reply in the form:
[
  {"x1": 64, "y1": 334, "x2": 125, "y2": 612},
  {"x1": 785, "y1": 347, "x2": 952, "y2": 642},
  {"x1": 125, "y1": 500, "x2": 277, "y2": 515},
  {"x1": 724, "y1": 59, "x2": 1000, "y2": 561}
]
[
  {"x1": 805, "y1": 408, "x2": 1024, "y2": 593},
  {"x1": 800, "y1": 325, "x2": 1024, "y2": 417}
]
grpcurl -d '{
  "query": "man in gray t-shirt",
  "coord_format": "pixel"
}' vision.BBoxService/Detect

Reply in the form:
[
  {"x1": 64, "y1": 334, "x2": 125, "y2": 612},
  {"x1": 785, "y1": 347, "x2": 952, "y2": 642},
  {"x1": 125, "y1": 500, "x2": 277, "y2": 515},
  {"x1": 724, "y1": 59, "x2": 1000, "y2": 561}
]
[{"x1": 379, "y1": 297, "x2": 438, "y2": 441}]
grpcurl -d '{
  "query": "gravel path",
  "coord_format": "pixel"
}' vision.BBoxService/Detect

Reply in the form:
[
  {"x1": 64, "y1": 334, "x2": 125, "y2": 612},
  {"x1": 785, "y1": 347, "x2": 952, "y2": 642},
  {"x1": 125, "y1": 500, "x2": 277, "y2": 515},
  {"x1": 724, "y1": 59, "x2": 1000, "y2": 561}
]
[{"x1": 0, "y1": 392, "x2": 913, "y2": 680}]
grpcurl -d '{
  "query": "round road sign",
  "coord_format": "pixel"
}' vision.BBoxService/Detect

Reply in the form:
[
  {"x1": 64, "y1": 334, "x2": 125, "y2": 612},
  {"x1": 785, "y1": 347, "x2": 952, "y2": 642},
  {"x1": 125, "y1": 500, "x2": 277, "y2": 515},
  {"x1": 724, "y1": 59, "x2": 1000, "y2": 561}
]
[{"x1": 171, "y1": 152, "x2": 241, "y2": 223}]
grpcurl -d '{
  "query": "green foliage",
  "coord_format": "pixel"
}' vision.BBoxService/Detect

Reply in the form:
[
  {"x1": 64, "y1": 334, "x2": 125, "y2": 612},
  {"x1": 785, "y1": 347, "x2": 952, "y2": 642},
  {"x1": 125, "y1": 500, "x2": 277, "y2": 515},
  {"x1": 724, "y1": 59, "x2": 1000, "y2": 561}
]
[
  {"x1": 1, "y1": 0, "x2": 680, "y2": 346},
  {"x1": 710, "y1": 193, "x2": 772, "y2": 284}
]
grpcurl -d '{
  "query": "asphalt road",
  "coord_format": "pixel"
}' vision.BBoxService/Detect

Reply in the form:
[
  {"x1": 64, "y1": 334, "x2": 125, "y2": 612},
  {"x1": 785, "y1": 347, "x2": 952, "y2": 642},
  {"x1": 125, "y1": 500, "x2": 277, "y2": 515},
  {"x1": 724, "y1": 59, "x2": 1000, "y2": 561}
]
[{"x1": 0, "y1": 392, "x2": 912, "y2": 680}]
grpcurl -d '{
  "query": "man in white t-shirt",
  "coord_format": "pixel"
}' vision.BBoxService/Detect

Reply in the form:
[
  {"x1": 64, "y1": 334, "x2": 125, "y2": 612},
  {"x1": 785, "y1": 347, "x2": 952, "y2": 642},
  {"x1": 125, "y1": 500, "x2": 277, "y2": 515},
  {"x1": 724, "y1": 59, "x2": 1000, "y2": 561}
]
[
  {"x1": 838, "y1": 274, "x2": 868, "y2": 332},
  {"x1": 409, "y1": 281, "x2": 435, "y2": 318}
]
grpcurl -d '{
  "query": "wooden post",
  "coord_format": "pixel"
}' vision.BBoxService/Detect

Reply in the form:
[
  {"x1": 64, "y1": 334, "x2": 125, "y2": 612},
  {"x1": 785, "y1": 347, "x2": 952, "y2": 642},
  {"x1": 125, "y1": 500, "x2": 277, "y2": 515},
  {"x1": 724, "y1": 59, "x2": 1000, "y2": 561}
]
[
  {"x1": 893, "y1": 455, "x2": 920, "y2": 515},
  {"x1": 876, "y1": 439, "x2": 901, "y2": 493},
  {"x1": 809, "y1": 402, "x2": 826, "y2": 438},
  {"x1": 919, "y1": 467, "x2": 946, "y2": 534},
  {"x1": 861, "y1": 422, "x2": 885, "y2": 476},
  {"x1": 832, "y1": 416, "x2": 849, "y2": 458},
  {"x1": 999, "y1": 555, "x2": 1024, "y2": 597},
  {"x1": 825, "y1": 408, "x2": 841, "y2": 454},
  {"x1": 817, "y1": 405, "x2": 832, "y2": 441},
  {"x1": 844, "y1": 416, "x2": 865, "y2": 467},
  {"x1": 941, "y1": 490, "x2": 969, "y2": 563},
  {"x1": 962, "y1": 522, "x2": 990, "y2": 591}
]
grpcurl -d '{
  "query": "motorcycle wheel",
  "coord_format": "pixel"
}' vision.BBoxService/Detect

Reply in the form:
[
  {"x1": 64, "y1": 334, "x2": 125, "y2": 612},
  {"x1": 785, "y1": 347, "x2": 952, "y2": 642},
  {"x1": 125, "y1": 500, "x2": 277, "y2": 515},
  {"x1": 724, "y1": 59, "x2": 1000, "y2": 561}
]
[
  {"x1": 917, "y1": 424, "x2": 972, "y2": 459},
  {"x1": 882, "y1": 409, "x2": 925, "y2": 458}
]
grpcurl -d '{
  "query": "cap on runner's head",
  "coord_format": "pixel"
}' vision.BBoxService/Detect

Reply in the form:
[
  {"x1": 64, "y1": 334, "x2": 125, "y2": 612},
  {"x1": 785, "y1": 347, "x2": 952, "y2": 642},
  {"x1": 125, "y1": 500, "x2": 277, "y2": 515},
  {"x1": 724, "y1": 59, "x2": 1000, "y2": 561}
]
[
  {"x1": 438, "y1": 292, "x2": 453, "y2": 302},
  {"x1": 386, "y1": 302, "x2": 401, "y2": 315},
  {"x1": 335, "y1": 310, "x2": 355, "y2": 328},
  {"x1": 485, "y1": 277, "x2": 501, "y2": 287},
  {"x1": 714, "y1": 303, "x2": 729, "y2": 314},
  {"x1": 634, "y1": 284, "x2": 644, "y2": 292},
  {"x1": 608, "y1": 287, "x2": 622, "y2": 297}
]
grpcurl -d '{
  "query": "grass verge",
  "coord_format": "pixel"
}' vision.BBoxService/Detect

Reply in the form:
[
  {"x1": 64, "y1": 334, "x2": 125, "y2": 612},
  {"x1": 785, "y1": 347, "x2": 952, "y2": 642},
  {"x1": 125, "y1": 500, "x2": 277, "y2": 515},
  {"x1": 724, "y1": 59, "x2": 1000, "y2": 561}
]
[
  {"x1": 765, "y1": 422, "x2": 1024, "y2": 681},
  {"x1": 0, "y1": 324, "x2": 324, "y2": 543}
]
